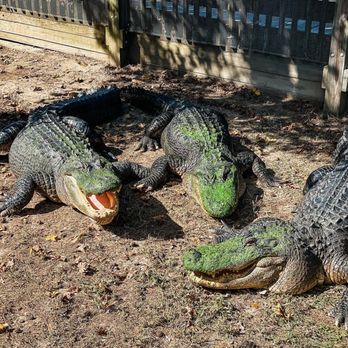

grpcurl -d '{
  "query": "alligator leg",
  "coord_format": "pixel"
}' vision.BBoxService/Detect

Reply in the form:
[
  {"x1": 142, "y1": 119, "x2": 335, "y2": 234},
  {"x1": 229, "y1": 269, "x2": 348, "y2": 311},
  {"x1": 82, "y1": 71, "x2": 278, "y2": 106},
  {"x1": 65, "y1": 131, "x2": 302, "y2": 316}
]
[
  {"x1": 235, "y1": 151, "x2": 281, "y2": 187},
  {"x1": 134, "y1": 155, "x2": 185, "y2": 191},
  {"x1": 0, "y1": 121, "x2": 27, "y2": 154},
  {"x1": 0, "y1": 175, "x2": 35, "y2": 216},
  {"x1": 270, "y1": 252, "x2": 324, "y2": 295},
  {"x1": 332, "y1": 287, "x2": 348, "y2": 330},
  {"x1": 63, "y1": 116, "x2": 116, "y2": 161},
  {"x1": 214, "y1": 217, "x2": 289, "y2": 243},
  {"x1": 213, "y1": 221, "x2": 239, "y2": 243},
  {"x1": 63, "y1": 116, "x2": 90, "y2": 136},
  {"x1": 112, "y1": 161, "x2": 151, "y2": 183},
  {"x1": 136, "y1": 112, "x2": 174, "y2": 152},
  {"x1": 303, "y1": 165, "x2": 335, "y2": 194}
]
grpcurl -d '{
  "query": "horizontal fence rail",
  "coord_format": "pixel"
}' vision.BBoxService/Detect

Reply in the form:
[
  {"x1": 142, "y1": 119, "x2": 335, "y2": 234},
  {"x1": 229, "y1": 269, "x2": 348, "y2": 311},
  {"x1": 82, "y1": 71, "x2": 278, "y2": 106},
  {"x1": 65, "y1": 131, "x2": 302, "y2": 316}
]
[
  {"x1": 0, "y1": 0, "x2": 109, "y2": 25},
  {"x1": 129, "y1": 0, "x2": 337, "y2": 64}
]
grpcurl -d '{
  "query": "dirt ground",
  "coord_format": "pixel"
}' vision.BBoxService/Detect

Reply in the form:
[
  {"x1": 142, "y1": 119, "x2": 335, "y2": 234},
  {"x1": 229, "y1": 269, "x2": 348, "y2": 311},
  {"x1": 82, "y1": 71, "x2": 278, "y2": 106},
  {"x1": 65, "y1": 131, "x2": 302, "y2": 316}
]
[{"x1": 0, "y1": 43, "x2": 348, "y2": 348}]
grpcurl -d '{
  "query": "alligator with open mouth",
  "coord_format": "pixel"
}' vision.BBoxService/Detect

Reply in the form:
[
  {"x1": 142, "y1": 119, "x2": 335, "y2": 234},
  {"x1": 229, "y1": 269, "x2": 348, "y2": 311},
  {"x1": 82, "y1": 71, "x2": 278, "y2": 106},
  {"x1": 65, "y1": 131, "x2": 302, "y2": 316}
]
[
  {"x1": 184, "y1": 129, "x2": 348, "y2": 329},
  {"x1": 0, "y1": 87, "x2": 148, "y2": 224}
]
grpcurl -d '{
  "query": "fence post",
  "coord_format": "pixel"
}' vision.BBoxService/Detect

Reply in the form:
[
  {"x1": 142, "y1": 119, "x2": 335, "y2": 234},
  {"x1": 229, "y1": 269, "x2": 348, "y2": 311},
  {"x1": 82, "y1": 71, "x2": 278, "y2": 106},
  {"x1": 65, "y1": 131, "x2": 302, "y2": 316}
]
[
  {"x1": 323, "y1": 0, "x2": 348, "y2": 116},
  {"x1": 105, "y1": 0, "x2": 123, "y2": 65}
]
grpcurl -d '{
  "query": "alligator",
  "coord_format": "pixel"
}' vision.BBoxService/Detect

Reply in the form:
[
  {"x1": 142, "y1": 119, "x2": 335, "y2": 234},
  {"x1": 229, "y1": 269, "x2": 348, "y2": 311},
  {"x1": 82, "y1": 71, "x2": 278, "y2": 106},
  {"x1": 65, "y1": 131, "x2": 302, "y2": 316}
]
[
  {"x1": 0, "y1": 87, "x2": 149, "y2": 224},
  {"x1": 183, "y1": 129, "x2": 348, "y2": 329},
  {"x1": 122, "y1": 87, "x2": 280, "y2": 219}
]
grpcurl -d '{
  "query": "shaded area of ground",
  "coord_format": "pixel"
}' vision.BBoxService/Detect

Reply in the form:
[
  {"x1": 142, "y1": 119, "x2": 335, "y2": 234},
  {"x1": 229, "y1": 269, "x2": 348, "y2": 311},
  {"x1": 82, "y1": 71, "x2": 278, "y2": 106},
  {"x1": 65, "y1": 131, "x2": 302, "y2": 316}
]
[{"x1": 0, "y1": 44, "x2": 347, "y2": 348}]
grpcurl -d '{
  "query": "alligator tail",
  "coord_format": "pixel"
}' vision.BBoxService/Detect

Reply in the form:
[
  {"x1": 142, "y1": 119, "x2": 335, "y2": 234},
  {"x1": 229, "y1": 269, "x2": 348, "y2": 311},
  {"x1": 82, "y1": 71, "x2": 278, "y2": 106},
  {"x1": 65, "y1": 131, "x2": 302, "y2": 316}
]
[
  {"x1": 44, "y1": 86, "x2": 124, "y2": 126},
  {"x1": 334, "y1": 128, "x2": 348, "y2": 165},
  {"x1": 121, "y1": 85, "x2": 178, "y2": 114}
]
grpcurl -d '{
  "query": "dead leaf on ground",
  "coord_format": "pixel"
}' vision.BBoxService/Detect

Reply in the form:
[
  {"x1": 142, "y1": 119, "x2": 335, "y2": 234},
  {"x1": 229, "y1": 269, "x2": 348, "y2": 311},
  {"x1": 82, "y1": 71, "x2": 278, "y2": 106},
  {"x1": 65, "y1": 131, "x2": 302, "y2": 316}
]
[
  {"x1": 45, "y1": 234, "x2": 58, "y2": 242},
  {"x1": 0, "y1": 323, "x2": 9, "y2": 333},
  {"x1": 274, "y1": 303, "x2": 292, "y2": 320},
  {"x1": 29, "y1": 245, "x2": 42, "y2": 256}
]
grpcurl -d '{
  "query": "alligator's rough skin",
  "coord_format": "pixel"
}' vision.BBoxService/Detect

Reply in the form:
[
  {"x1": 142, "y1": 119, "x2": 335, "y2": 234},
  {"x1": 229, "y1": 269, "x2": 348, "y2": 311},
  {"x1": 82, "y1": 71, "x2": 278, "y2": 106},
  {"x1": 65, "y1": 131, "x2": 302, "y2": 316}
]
[
  {"x1": 122, "y1": 87, "x2": 280, "y2": 218},
  {"x1": 184, "y1": 129, "x2": 348, "y2": 329},
  {"x1": 0, "y1": 87, "x2": 149, "y2": 224}
]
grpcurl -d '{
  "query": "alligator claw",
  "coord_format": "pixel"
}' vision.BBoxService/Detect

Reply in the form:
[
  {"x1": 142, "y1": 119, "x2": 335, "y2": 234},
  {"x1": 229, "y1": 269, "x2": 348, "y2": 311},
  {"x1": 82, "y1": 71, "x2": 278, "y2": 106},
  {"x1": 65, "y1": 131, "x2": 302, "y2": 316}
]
[
  {"x1": 221, "y1": 219, "x2": 232, "y2": 230},
  {"x1": 135, "y1": 136, "x2": 159, "y2": 153},
  {"x1": 0, "y1": 195, "x2": 7, "y2": 202},
  {"x1": 263, "y1": 175, "x2": 285, "y2": 187},
  {"x1": 134, "y1": 181, "x2": 154, "y2": 192},
  {"x1": 0, "y1": 202, "x2": 12, "y2": 216},
  {"x1": 330, "y1": 289, "x2": 348, "y2": 330}
]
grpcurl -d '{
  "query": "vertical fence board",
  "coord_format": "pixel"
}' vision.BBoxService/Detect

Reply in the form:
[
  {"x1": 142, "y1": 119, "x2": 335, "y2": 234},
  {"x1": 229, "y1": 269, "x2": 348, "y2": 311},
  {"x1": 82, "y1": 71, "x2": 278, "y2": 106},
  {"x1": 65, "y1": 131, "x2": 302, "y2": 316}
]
[
  {"x1": 267, "y1": 0, "x2": 281, "y2": 54},
  {"x1": 0, "y1": 0, "x2": 338, "y2": 65},
  {"x1": 306, "y1": 0, "x2": 321, "y2": 61},
  {"x1": 0, "y1": 0, "x2": 109, "y2": 25},
  {"x1": 127, "y1": 0, "x2": 337, "y2": 64},
  {"x1": 324, "y1": 0, "x2": 348, "y2": 115}
]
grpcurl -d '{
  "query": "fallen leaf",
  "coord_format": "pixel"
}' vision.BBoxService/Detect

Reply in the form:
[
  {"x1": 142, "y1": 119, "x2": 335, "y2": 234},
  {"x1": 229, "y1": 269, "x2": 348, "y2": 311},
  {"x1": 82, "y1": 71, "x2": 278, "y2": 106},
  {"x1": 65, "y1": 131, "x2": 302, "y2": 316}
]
[
  {"x1": 250, "y1": 303, "x2": 260, "y2": 310},
  {"x1": 45, "y1": 234, "x2": 58, "y2": 242},
  {"x1": 252, "y1": 88, "x2": 261, "y2": 96},
  {"x1": 29, "y1": 245, "x2": 42, "y2": 256},
  {"x1": 0, "y1": 323, "x2": 9, "y2": 333},
  {"x1": 142, "y1": 74, "x2": 152, "y2": 81},
  {"x1": 274, "y1": 303, "x2": 292, "y2": 319}
]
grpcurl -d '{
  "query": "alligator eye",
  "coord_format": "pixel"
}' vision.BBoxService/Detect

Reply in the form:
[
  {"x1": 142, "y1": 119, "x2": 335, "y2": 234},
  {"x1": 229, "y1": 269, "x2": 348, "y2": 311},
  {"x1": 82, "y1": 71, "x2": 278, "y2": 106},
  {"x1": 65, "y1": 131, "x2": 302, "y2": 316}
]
[
  {"x1": 269, "y1": 239, "x2": 279, "y2": 248},
  {"x1": 74, "y1": 162, "x2": 84, "y2": 170},
  {"x1": 223, "y1": 167, "x2": 230, "y2": 180},
  {"x1": 245, "y1": 237, "x2": 257, "y2": 246}
]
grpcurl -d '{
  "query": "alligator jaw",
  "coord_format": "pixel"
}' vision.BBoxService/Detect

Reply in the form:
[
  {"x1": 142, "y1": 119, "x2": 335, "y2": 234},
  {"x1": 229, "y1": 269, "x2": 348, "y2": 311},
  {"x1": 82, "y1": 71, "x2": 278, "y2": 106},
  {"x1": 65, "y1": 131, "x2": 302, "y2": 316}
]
[
  {"x1": 62, "y1": 176, "x2": 120, "y2": 225},
  {"x1": 183, "y1": 172, "x2": 238, "y2": 218},
  {"x1": 188, "y1": 257, "x2": 286, "y2": 290}
]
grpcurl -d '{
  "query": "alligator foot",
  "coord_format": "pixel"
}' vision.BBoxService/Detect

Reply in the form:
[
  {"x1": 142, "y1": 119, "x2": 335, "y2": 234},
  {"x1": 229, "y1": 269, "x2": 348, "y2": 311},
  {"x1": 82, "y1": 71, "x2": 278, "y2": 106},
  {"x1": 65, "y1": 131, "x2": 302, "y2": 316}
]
[
  {"x1": 0, "y1": 194, "x2": 8, "y2": 202},
  {"x1": 0, "y1": 176, "x2": 35, "y2": 216},
  {"x1": 263, "y1": 174, "x2": 284, "y2": 187},
  {"x1": 252, "y1": 157, "x2": 283, "y2": 187},
  {"x1": 112, "y1": 161, "x2": 151, "y2": 184},
  {"x1": 135, "y1": 136, "x2": 160, "y2": 152},
  {"x1": 213, "y1": 221, "x2": 239, "y2": 243},
  {"x1": 134, "y1": 179, "x2": 154, "y2": 192},
  {"x1": 331, "y1": 288, "x2": 348, "y2": 330}
]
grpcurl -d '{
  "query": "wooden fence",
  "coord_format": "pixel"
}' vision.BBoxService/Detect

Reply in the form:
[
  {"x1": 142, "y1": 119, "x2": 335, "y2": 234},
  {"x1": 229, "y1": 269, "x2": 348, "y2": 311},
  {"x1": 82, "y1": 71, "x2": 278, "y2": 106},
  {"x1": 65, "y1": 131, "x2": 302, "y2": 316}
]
[
  {"x1": 0, "y1": 0, "x2": 347, "y2": 114},
  {"x1": 129, "y1": 0, "x2": 335, "y2": 64},
  {"x1": 0, "y1": 0, "x2": 123, "y2": 63}
]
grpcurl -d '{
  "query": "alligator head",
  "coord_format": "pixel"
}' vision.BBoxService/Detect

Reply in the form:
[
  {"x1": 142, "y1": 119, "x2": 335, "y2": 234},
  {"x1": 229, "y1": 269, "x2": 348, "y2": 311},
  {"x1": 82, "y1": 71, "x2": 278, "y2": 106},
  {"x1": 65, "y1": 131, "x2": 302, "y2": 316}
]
[
  {"x1": 56, "y1": 156, "x2": 121, "y2": 225},
  {"x1": 183, "y1": 218, "x2": 293, "y2": 290},
  {"x1": 183, "y1": 161, "x2": 239, "y2": 218}
]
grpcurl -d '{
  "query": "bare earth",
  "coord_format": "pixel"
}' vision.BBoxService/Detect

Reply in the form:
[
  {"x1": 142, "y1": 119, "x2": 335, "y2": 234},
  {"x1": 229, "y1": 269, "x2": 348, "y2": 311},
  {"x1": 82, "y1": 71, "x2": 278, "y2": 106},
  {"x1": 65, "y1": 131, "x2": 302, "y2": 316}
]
[{"x1": 0, "y1": 43, "x2": 347, "y2": 348}]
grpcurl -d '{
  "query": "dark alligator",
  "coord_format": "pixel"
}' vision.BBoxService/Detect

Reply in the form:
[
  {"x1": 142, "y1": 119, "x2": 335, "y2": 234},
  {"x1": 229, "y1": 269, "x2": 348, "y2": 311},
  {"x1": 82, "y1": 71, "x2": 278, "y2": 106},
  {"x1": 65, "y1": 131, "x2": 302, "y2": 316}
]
[
  {"x1": 122, "y1": 87, "x2": 280, "y2": 219},
  {"x1": 183, "y1": 129, "x2": 348, "y2": 329},
  {"x1": 0, "y1": 87, "x2": 148, "y2": 224}
]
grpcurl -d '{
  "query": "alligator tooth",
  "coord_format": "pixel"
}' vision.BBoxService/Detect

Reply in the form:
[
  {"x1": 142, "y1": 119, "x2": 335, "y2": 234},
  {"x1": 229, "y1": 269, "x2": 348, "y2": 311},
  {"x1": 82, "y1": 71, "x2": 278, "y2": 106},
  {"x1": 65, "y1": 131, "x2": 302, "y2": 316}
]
[{"x1": 87, "y1": 194, "x2": 105, "y2": 210}]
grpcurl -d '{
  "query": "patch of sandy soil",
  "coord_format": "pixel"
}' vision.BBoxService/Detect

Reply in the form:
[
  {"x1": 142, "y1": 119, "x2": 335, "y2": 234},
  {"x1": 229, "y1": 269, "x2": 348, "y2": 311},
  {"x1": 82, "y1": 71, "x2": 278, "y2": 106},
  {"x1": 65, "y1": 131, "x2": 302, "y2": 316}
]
[{"x1": 0, "y1": 43, "x2": 348, "y2": 348}]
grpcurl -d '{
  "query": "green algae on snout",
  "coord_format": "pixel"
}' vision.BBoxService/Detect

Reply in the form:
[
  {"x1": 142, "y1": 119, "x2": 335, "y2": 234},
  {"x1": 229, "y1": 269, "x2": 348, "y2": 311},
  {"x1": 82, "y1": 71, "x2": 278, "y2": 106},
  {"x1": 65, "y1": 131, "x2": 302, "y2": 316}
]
[{"x1": 183, "y1": 220, "x2": 290, "y2": 273}]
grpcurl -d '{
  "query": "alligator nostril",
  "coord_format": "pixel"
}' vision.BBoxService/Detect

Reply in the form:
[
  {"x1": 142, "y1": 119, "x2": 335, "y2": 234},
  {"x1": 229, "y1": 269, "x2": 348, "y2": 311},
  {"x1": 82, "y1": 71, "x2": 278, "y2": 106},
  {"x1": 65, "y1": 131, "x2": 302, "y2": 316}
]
[{"x1": 192, "y1": 250, "x2": 202, "y2": 261}]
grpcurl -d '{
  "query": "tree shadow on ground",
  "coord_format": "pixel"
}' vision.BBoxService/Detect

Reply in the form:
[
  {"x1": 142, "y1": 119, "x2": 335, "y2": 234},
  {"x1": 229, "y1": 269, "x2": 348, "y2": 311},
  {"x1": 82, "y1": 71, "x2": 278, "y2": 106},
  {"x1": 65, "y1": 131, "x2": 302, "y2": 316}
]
[
  {"x1": 112, "y1": 77, "x2": 345, "y2": 160},
  {"x1": 20, "y1": 199, "x2": 61, "y2": 216},
  {"x1": 0, "y1": 111, "x2": 27, "y2": 123},
  {"x1": 15, "y1": 185, "x2": 183, "y2": 241},
  {"x1": 104, "y1": 186, "x2": 184, "y2": 240}
]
